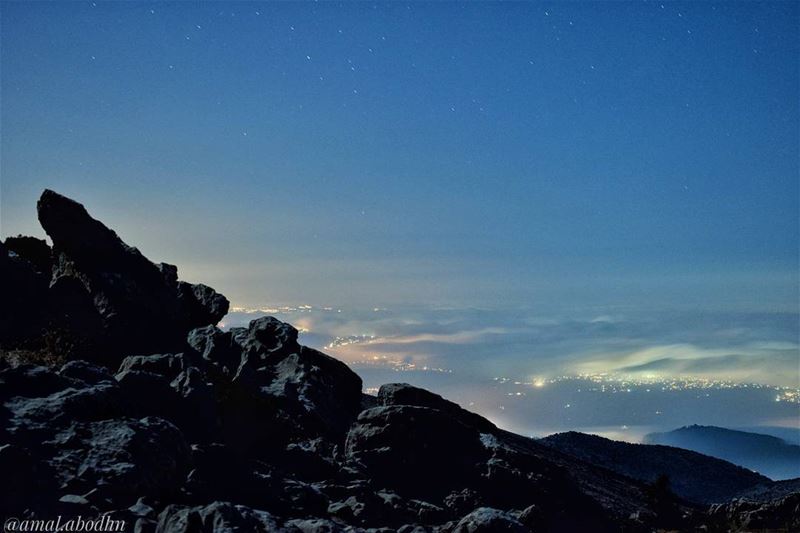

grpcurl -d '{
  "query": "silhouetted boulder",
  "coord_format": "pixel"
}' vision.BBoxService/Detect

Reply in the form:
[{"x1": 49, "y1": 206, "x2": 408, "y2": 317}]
[
  {"x1": 230, "y1": 316, "x2": 300, "y2": 364},
  {"x1": 345, "y1": 405, "x2": 490, "y2": 500},
  {"x1": 35, "y1": 189, "x2": 228, "y2": 363},
  {"x1": 3, "y1": 235, "x2": 51, "y2": 274},
  {"x1": 190, "y1": 318, "x2": 363, "y2": 444},
  {"x1": 0, "y1": 240, "x2": 52, "y2": 349},
  {"x1": 378, "y1": 383, "x2": 496, "y2": 432},
  {"x1": 187, "y1": 326, "x2": 241, "y2": 374}
]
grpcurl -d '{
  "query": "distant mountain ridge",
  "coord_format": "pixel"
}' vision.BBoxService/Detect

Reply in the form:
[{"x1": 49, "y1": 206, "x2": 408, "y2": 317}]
[
  {"x1": 540, "y1": 431, "x2": 771, "y2": 504},
  {"x1": 736, "y1": 426, "x2": 800, "y2": 446},
  {"x1": 644, "y1": 425, "x2": 800, "y2": 481}
]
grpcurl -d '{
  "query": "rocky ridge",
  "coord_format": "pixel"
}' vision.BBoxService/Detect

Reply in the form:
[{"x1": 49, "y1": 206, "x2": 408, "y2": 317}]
[{"x1": 1, "y1": 190, "x2": 797, "y2": 532}]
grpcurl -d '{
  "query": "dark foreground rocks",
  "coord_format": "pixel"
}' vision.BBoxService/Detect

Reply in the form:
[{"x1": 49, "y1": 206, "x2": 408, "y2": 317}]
[{"x1": 1, "y1": 191, "x2": 797, "y2": 532}]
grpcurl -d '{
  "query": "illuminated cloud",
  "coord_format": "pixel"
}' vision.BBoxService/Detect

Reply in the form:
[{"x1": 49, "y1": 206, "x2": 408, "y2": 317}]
[{"x1": 572, "y1": 342, "x2": 800, "y2": 387}]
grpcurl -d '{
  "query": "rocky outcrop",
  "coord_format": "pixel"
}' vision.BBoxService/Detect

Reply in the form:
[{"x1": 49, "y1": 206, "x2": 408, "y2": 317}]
[
  {"x1": 345, "y1": 405, "x2": 490, "y2": 500},
  {"x1": 3, "y1": 235, "x2": 51, "y2": 274},
  {"x1": 707, "y1": 493, "x2": 800, "y2": 532},
  {"x1": 1, "y1": 190, "x2": 796, "y2": 532},
  {"x1": 185, "y1": 317, "x2": 363, "y2": 453},
  {"x1": 0, "y1": 190, "x2": 228, "y2": 365},
  {"x1": 377, "y1": 383, "x2": 496, "y2": 433}
]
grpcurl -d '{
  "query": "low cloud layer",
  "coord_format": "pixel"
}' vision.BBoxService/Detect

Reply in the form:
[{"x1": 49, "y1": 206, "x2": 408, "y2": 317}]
[
  {"x1": 222, "y1": 304, "x2": 799, "y2": 437},
  {"x1": 224, "y1": 305, "x2": 800, "y2": 388}
]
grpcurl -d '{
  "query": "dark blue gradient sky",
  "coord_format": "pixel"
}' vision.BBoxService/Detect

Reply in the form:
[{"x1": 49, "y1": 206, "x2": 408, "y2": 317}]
[{"x1": 2, "y1": 2, "x2": 798, "y2": 310}]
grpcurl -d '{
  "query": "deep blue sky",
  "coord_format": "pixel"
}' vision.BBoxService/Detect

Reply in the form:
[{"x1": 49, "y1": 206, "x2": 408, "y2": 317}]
[{"x1": 2, "y1": 1, "x2": 798, "y2": 311}]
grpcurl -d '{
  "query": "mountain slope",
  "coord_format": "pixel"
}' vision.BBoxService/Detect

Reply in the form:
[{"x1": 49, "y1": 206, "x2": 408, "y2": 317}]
[
  {"x1": 645, "y1": 425, "x2": 800, "y2": 481},
  {"x1": 540, "y1": 431, "x2": 770, "y2": 504}
]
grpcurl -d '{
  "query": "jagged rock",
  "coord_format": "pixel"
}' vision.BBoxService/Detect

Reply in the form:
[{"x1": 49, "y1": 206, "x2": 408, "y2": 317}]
[
  {"x1": 345, "y1": 406, "x2": 489, "y2": 500},
  {"x1": 326, "y1": 489, "x2": 441, "y2": 528},
  {"x1": 263, "y1": 345, "x2": 363, "y2": 437},
  {"x1": 187, "y1": 326, "x2": 241, "y2": 374},
  {"x1": 231, "y1": 316, "x2": 300, "y2": 363},
  {"x1": 284, "y1": 518, "x2": 347, "y2": 532},
  {"x1": 0, "y1": 240, "x2": 52, "y2": 348},
  {"x1": 377, "y1": 383, "x2": 495, "y2": 432},
  {"x1": 451, "y1": 508, "x2": 528, "y2": 533},
  {"x1": 3, "y1": 235, "x2": 51, "y2": 274},
  {"x1": 35, "y1": 189, "x2": 229, "y2": 363},
  {"x1": 117, "y1": 353, "x2": 199, "y2": 382},
  {"x1": 129, "y1": 497, "x2": 158, "y2": 520},
  {"x1": 5, "y1": 380, "x2": 128, "y2": 438},
  {"x1": 156, "y1": 502, "x2": 285, "y2": 533},
  {"x1": 707, "y1": 493, "x2": 800, "y2": 532},
  {"x1": 190, "y1": 318, "x2": 363, "y2": 446},
  {"x1": 178, "y1": 282, "x2": 230, "y2": 334},
  {"x1": 113, "y1": 358, "x2": 218, "y2": 442},
  {"x1": 443, "y1": 489, "x2": 485, "y2": 518},
  {"x1": 59, "y1": 360, "x2": 115, "y2": 384},
  {"x1": 516, "y1": 504, "x2": 543, "y2": 529},
  {"x1": 479, "y1": 433, "x2": 621, "y2": 532},
  {"x1": 328, "y1": 495, "x2": 379, "y2": 525},
  {"x1": 48, "y1": 417, "x2": 189, "y2": 508},
  {"x1": 1, "y1": 362, "x2": 191, "y2": 513},
  {"x1": 0, "y1": 363, "x2": 74, "y2": 401},
  {"x1": 397, "y1": 526, "x2": 432, "y2": 533}
]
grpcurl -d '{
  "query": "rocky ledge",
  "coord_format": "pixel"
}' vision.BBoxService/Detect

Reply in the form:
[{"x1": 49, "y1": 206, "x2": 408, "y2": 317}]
[{"x1": 0, "y1": 191, "x2": 797, "y2": 532}]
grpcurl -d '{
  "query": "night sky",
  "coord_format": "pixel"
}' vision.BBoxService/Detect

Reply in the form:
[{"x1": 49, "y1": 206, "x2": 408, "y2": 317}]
[{"x1": 1, "y1": 2, "x2": 798, "y2": 409}]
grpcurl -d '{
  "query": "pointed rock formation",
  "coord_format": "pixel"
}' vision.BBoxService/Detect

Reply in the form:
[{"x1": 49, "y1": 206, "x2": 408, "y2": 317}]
[{"x1": 0, "y1": 189, "x2": 229, "y2": 365}]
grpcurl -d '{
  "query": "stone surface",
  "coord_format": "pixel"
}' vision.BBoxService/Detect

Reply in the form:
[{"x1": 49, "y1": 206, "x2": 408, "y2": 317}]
[
  {"x1": 345, "y1": 405, "x2": 489, "y2": 500},
  {"x1": 451, "y1": 508, "x2": 528, "y2": 533},
  {"x1": 377, "y1": 383, "x2": 496, "y2": 432}
]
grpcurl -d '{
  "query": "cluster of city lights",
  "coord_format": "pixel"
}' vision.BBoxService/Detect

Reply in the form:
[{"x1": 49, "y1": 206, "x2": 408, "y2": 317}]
[
  {"x1": 325, "y1": 335, "x2": 377, "y2": 350},
  {"x1": 347, "y1": 354, "x2": 452, "y2": 374},
  {"x1": 491, "y1": 374, "x2": 800, "y2": 403},
  {"x1": 775, "y1": 389, "x2": 799, "y2": 403},
  {"x1": 230, "y1": 304, "x2": 342, "y2": 314}
]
